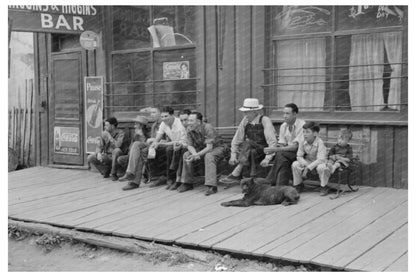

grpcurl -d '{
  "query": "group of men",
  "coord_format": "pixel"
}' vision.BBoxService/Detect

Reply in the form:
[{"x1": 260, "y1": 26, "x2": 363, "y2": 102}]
[{"x1": 88, "y1": 98, "x2": 343, "y2": 197}]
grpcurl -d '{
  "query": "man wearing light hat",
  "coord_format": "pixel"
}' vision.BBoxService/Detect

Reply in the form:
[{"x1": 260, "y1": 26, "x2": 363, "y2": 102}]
[
  {"x1": 117, "y1": 115, "x2": 150, "y2": 190},
  {"x1": 221, "y1": 98, "x2": 278, "y2": 183}
]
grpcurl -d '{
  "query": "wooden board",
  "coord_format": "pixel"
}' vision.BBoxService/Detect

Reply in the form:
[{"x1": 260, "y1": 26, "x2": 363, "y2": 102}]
[
  {"x1": 280, "y1": 189, "x2": 407, "y2": 264},
  {"x1": 384, "y1": 252, "x2": 408, "y2": 272},
  {"x1": 311, "y1": 202, "x2": 407, "y2": 270},
  {"x1": 345, "y1": 224, "x2": 408, "y2": 272},
  {"x1": 211, "y1": 187, "x2": 371, "y2": 255},
  {"x1": 258, "y1": 187, "x2": 388, "y2": 257}
]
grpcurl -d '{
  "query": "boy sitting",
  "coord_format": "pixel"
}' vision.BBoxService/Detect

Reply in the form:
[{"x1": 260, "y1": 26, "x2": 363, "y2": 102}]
[
  {"x1": 327, "y1": 129, "x2": 353, "y2": 174},
  {"x1": 291, "y1": 121, "x2": 331, "y2": 196}
]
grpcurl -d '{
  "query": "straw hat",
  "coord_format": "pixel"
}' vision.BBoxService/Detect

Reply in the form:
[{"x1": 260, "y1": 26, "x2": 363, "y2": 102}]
[{"x1": 238, "y1": 98, "x2": 264, "y2": 111}]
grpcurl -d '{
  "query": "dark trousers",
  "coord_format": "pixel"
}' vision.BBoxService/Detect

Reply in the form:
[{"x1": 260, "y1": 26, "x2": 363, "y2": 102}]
[
  {"x1": 266, "y1": 151, "x2": 297, "y2": 186},
  {"x1": 87, "y1": 148, "x2": 124, "y2": 176},
  {"x1": 238, "y1": 140, "x2": 266, "y2": 177}
]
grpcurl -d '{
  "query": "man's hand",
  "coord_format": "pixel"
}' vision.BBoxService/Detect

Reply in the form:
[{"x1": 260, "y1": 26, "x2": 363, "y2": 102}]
[
  {"x1": 151, "y1": 142, "x2": 159, "y2": 150},
  {"x1": 302, "y1": 167, "x2": 310, "y2": 179},
  {"x1": 146, "y1": 138, "x2": 156, "y2": 145},
  {"x1": 229, "y1": 155, "x2": 238, "y2": 166},
  {"x1": 264, "y1": 146, "x2": 279, "y2": 155},
  {"x1": 97, "y1": 152, "x2": 103, "y2": 162},
  {"x1": 173, "y1": 142, "x2": 182, "y2": 151},
  {"x1": 260, "y1": 158, "x2": 270, "y2": 167},
  {"x1": 187, "y1": 154, "x2": 200, "y2": 162}
]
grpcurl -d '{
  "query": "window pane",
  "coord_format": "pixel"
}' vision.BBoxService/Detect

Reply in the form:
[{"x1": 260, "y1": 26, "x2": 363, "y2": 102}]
[
  {"x1": 335, "y1": 32, "x2": 402, "y2": 111},
  {"x1": 273, "y1": 6, "x2": 332, "y2": 36},
  {"x1": 108, "y1": 52, "x2": 153, "y2": 113},
  {"x1": 112, "y1": 6, "x2": 151, "y2": 50},
  {"x1": 153, "y1": 6, "x2": 196, "y2": 46},
  {"x1": 274, "y1": 38, "x2": 327, "y2": 111},
  {"x1": 153, "y1": 48, "x2": 197, "y2": 111},
  {"x1": 336, "y1": 6, "x2": 405, "y2": 31}
]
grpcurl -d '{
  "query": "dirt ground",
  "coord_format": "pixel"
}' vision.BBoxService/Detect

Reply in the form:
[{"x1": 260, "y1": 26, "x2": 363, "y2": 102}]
[{"x1": 8, "y1": 228, "x2": 314, "y2": 272}]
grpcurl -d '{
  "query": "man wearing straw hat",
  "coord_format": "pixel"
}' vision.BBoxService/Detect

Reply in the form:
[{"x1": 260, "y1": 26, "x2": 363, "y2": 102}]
[
  {"x1": 117, "y1": 115, "x2": 150, "y2": 190},
  {"x1": 221, "y1": 98, "x2": 277, "y2": 183}
]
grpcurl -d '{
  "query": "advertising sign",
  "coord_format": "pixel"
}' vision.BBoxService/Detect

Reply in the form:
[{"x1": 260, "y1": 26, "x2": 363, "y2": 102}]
[
  {"x1": 163, "y1": 61, "x2": 190, "y2": 80},
  {"x1": 8, "y1": 5, "x2": 100, "y2": 33},
  {"x1": 84, "y1": 76, "x2": 104, "y2": 153},
  {"x1": 54, "y1": 126, "x2": 80, "y2": 155}
]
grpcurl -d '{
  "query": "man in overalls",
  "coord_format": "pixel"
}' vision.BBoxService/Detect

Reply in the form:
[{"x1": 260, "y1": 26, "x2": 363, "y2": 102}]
[{"x1": 221, "y1": 98, "x2": 277, "y2": 183}]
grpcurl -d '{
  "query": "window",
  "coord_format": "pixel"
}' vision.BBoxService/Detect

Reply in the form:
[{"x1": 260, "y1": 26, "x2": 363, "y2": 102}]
[
  {"x1": 269, "y1": 6, "x2": 406, "y2": 112},
  {"x1": 106, "y1": 6, "x2": 198, "y2": 117}
]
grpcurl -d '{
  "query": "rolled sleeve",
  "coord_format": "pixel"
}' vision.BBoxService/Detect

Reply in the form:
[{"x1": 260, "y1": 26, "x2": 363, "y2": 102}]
[
  {"x1": 278, "y1": 123, "x2": 287, "y2": 145},
  {"x1": 204, "y1": 124, "x2": 216, "y2": 145},
  {"x1": 262, "y1": 117, "x2": 277, "y2": 160},
  {"x1": 231, "y1": 119, "x2": 246, "y2": 155},
  {"x1": 114, "y1": 130, "x2": 125, "y2": 149}
]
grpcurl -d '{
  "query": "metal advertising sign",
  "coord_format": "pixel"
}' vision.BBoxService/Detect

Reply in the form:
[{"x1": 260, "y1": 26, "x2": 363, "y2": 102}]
[
  {"x1": 54, "y1": 126, "x2": 80, "y2": 155},
  {"x1": 84, "y1": 76, "x2": 104, "y2": 153},
  {"x1": 162, "y1": 61, "x2": 190, "y2": 80},
  {"x1": 80, "y1": 30, "x2": 100, "y2": 50},
  {"x1": 8, "y1": 5, "x2": 100, "y2": 33}
]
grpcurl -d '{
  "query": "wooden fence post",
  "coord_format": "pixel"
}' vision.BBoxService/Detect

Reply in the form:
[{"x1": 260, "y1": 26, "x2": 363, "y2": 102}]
[
  {"x1": 22, "y1": 79, "x2": 28, "y2": 166},
  {"x1": 27, "y1": 79, "x2": 34, "y2": 167}
]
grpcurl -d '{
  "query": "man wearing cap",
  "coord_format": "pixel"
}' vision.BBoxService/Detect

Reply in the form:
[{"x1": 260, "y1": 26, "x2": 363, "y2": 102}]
[
  {"x1": 221, "y1": 98, "x2": 277, "y2": 183},
  {"x1": 87, "y1": 117, "x2": 128, "y2": 180},
  {"x1": 117, "y1": 115, "x2": 150, "y2": 190},
  {"x1": 264, "y1": 103, "x2": 305, "y2": 187}
]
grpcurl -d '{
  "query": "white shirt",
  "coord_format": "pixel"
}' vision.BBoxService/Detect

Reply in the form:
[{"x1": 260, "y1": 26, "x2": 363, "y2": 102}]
[
  {"x1": 278, "y1": 118, "x2": 305, "y2": 146},
  {"x1": 157, "y1": 117, "x2": 187, "y2": 144}
]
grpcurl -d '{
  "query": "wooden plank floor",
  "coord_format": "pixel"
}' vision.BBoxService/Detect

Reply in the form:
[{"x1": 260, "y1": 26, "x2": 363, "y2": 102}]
[{"x1": 8, "y1": 167, "x2": 408, "y2": 272}]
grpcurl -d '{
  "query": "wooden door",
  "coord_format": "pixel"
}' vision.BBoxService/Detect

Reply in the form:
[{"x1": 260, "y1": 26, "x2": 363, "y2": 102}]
[{"x1": 50, "y1": 51, "x2": 85, "y2": 165}]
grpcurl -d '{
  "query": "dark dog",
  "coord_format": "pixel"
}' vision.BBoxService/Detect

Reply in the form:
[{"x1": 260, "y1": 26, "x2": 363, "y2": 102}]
[{"x1": 221, "y1": 177, "x2": 300, "y2": 207}]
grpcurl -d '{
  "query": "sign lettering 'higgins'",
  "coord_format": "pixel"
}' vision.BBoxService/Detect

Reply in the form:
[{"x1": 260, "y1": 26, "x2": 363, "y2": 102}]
[{"x1": 8, "y1": 5, "x2": 99, "y2": 33}]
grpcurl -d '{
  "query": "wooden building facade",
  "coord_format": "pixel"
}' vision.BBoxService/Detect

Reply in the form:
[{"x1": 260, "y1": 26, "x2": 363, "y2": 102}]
[{"x1": 8, "y1": 6, "x2": 407, "y2": 188}]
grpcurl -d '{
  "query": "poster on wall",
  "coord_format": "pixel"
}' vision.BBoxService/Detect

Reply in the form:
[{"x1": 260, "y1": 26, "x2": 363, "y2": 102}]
[
  {"x1": 84, "y1": 76, "x2": 104, "y2": 153},
  {"x1": 163, "y1": 61, "x2": 189, "y2": 80},
  {"x1": 54, "y1": 126, "x2": 80, "y2": 155}
]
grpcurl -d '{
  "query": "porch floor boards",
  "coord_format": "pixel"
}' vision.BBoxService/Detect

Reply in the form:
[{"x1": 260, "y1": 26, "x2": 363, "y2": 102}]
[{"x1": 8, "y1": 167, "x2": 408, "y2": 272}]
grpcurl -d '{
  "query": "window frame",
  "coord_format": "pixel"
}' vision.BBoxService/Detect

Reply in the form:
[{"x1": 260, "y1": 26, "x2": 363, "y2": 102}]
[
  {"x1": 266, "y1": 6, "x2": 408, "y2": 125},
  {"x1": 103, "y1": 6, "x2": 200, "y2": 120}
]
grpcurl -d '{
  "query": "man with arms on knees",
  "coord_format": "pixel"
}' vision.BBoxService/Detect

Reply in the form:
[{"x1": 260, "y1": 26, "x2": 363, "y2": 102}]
[
  {"x1": 174, "y1": 112, "x2": 228, "y2": 195},
  {"x1": 117, "y1": 115, "x2": 150, "y2": 190},
  {"x1": 221, "y1": 98, "x2": 277, "y2": 184},
  {"x1": 179, "y1": 109, "x2": 192, "y2": 129},
  {"x1": 264, "y1": 103, "x2": 305, "y2": 186},
  {"x1": 148, "y1": 106, "x2": 187, "y2": 188},
  {"x1": 87, "y1": 117, "x2": 128, "y2": 180}
]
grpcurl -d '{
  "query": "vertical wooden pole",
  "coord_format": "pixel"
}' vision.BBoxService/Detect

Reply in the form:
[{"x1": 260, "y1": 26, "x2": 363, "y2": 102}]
[
  {"x1": 27, "y1": 79, "x2": 34, "y2": 167},
  {"x1": 22, "y1": 79, "x2": 28, "y2": 166},
  {"x1": 16, "y1": 86, "x2": 22, "y2": 164}
]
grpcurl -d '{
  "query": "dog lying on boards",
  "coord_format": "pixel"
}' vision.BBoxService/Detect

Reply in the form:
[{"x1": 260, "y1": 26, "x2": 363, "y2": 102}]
[{"x1": 221, "y1": 177, "x2": 300, "y2": 207}]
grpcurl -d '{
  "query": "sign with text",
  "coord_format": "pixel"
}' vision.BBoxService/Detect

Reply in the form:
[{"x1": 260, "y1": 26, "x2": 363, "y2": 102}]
[
  {"x1": 84, "y1": 76, "x2": 104, "y2": 153},
  {"x1": 54, "y1": 126, "x2": 80, "y2": 155},
  {"x1": 8, "y1": 5, "x2": 100, "y2": 33},
  {"x1": 163, "y1": 61, "x2": 190, "y2": 80}
]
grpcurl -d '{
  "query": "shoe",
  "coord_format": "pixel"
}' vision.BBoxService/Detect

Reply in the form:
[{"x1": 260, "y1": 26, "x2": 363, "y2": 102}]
[
  {"x1": 320, "y1": 186, "x2": 330, "y2": 196},
  {"x1": 295, "y1": 183, "x2": 304, "y2": 193},
  {"x1": 148, "y1": 176, "x2": 167, "y2": 188},
  {"x1": 103, "y1": 172, "x2": 110, "y2": 178},
  {"x1": 119, "y1": 172, "x2": 135, "y2": 182},
  {"x1": 122, "y1": 182, "x2": 140, "y2": 191},
  {"x1": 205, "y1": 186, "x2": 218, "y2": 196},
  {"x1": 220, "y1": 174, "x2": 241, "y2": 184},
  {"x1": 177, "y1": 183, "x2": 193, "y2": 193},
  {"x1": 168, "y1": 182, "x2": 181, "y2": 190},
  {"x1": 110, "y1": 174, "x2": 119, "y2": 181}
]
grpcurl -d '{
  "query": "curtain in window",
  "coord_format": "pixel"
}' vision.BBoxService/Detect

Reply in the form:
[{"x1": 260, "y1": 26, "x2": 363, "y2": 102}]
[
  {"x1": 349, "y1": 33, "x2": 384, "y2": 111},
  {"x1": 276, "y1": 38, "x2": 326, "y2": 111},
  {"x1": 383, "y1": 32, "x2": 402, "y2": 109}
]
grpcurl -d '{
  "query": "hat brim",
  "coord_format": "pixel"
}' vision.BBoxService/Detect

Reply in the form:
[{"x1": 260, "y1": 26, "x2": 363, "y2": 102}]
[{"x1": 239, "y1": 104, "x2": 263, "y2": 111}]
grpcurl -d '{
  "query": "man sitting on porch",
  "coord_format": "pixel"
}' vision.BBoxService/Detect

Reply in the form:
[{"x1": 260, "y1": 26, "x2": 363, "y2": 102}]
[
  {"x1": 221, "y1": 98, "x2": 277, "y2": 183},
  {"x1": 174, "y1": 112, "x2": 228, "y2": 195},
  {"x1": 87, "y1": 117, "x2": 128, "y2": 180}
]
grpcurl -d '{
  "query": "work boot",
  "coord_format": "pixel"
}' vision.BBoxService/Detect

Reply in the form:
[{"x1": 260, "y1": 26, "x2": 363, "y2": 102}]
[
  {"x1": 220, "y1": 174, "x2": 241, "y2": 184},
  {"x1": 177, "y1": 183, "x2": 193, "y2": 193},
  {"x1": 118, "y1": 172, "x2": 135, "y2": 182},
  {"x1": 294, "y1": 183, "x2": 304, "y2": 193},
  {"x1": 205, "y1": 186, "x2": 218, "y2": 196},
  {"x1": 122, "y1": 182, "x2": 140, "y2": 191},
  {"x1": 320, "y1": 186, "x2": 330, "y2": 196},
  {"x1": 168, "y1": 182, "x2": 181, "y2": 190},
  {"x1": 110, "y1": 174, "x2": 119, "y2": 181},
  {"x1": 148, "y1": 176, "x2": 167, "y2": 188}
]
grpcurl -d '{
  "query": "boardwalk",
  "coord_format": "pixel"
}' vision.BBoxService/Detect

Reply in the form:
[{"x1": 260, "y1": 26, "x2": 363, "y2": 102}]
[{"x1": 8, "y1": 167, "x2": 408, "y2": 271}]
